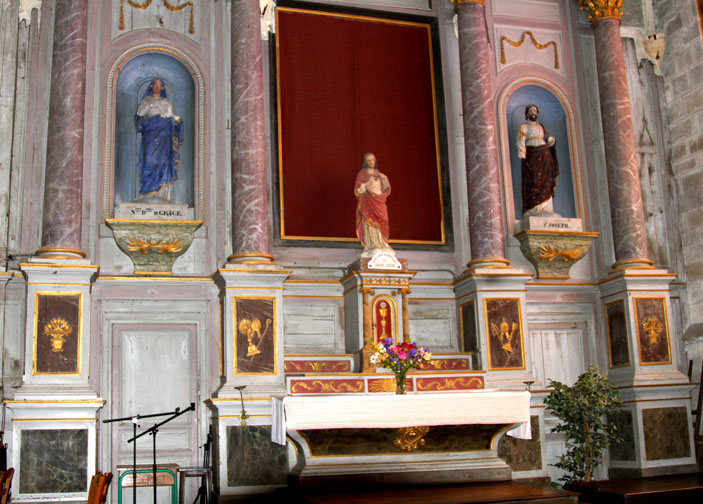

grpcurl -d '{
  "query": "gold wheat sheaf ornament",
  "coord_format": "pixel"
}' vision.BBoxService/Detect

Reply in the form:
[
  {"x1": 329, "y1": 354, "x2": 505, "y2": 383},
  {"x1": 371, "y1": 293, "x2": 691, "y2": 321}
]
[{"x1": 43, "y1": 317, "x2": 73, "y2": 353}]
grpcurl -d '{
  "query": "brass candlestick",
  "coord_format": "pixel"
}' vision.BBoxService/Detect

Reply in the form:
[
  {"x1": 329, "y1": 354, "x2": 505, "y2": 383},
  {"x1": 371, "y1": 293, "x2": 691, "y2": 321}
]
[{"x1": 235, "y1": 385, "x2": 249, "y2": 426}]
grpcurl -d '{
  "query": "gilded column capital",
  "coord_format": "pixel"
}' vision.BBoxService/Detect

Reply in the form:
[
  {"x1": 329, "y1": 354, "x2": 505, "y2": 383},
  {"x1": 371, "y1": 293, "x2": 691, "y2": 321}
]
[{"x1": 577, "y1": 0, "x2": 623, "y2": 24}]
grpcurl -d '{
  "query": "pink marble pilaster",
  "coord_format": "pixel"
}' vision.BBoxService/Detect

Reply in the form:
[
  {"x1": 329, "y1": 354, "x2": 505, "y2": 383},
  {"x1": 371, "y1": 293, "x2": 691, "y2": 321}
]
[
  {"x1": 456, "y1": 1, "x2": 506, "y2": 264},
  {"x1": 229, "y1": 0, "x2": 272, "y2": 263},
  {"x1": 40, "y1": 0, "x2": 89, "y2": 256},
  {"x1": 593, "y1": 19, "x2": 650, "y2": 266}
]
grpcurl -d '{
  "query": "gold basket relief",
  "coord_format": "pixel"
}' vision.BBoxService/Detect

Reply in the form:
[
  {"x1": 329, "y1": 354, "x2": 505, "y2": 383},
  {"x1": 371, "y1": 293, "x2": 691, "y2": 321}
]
[{"x1": 43, "y1": 317, "x2": 73, "y2": 353}]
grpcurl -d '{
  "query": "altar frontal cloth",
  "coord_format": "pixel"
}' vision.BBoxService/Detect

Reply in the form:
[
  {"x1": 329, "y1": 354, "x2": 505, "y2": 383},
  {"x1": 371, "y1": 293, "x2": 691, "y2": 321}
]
[{"x1": 277, "y1": 390, "x2": 530, "y2": 431}]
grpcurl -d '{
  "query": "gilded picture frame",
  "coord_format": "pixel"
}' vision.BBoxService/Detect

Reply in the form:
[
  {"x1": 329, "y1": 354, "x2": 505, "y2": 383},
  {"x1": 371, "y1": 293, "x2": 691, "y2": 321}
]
[
  {"x1": 484, "y1": 298, "x2": 525, "y2": 371},
  {"x1": 233, "y1": 296, "x2": 277, "y2": 375},
  {"x1": 633, "y1": 297, "x2": 672, "y2": 366},
  {"x1": 33, "y1": 292, "x2": 82, "y2": 376}
]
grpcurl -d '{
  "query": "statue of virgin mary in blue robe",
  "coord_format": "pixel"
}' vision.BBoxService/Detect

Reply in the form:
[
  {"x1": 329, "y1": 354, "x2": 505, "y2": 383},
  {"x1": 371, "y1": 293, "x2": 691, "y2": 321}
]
[{"x1": 136, "y1": 79, "x2": 184, "y2": 202}]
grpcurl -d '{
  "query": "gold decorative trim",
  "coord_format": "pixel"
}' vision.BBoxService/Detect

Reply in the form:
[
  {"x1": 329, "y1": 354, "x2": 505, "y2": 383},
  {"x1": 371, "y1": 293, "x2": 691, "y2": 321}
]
[
  {"x1": 34, "y1": 247, "x2": 86, "y2": 257},
  {"x1": 500, "y1": 31, "x2": 560, "y2": 70},
  {"x1": 451, "y1": 0, "x2": 485, "y2": 5},
  {"x1": 484, "y1": 297, "x2": 526, "y2": 371},
  {"x1": 395, "y1": 426, "x2": 430, "y2": 452},
  {"x1": 32, "y1": 292, "x2": 83, "y2": 376},
  {"x1": 577, "y1": 0, "x2": 623, "y2": 24},
  {"x1": 4, "y1": 399, "x2": 105, "y2": 404},
  {"x1": 633, "y1": 297, "x2": 672, "y2": 366},
  {"x1": 227, "y1": 252, "x2": 275, "y2": 261},
  {"x1": 276, "y1": 6, "x2": 446, "y2": 247},
  {"x1": 371, "y1": 295, "x2": 399, "y2": 344},
  {"x1": 106, "y1": 218, "x2": 203, "y2": 225},
  {"x1": 233, "y1": 296, "x2": 278, "y2": 376},
  {"x1": 290, "y1": 380, "x2": 365, "y2": 394},
  {"x1": 119, "y1": 0, "x2": 195, "y2": 34},
  {"x1": 467, "y1": 257, "x2": 510, "y2": 267},
  {"x1": 611, "y1": 258, "x2": 654, "y2": 269}
]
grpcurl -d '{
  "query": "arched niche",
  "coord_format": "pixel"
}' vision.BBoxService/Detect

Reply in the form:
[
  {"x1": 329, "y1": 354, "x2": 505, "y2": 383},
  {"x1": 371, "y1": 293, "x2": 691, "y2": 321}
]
[
  {"x1": 498, "y1": 79, "x2": 585, "y2": 226},
  {"x1": 104, "y1": 44, "x2": 204, "y2": 218}
]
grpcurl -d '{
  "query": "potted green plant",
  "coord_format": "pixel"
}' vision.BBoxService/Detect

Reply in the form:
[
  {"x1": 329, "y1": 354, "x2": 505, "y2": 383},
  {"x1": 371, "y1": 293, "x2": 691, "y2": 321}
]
[{"x1": 544, "y1": 364, "x2": 623, "y2": 483}]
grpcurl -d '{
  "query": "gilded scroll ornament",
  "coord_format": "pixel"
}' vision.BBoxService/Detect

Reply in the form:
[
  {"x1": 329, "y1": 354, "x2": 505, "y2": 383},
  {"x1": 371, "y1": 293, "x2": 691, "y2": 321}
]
[
  {"x1": 450, "y1": 0, "x2": 485, "y2": 5},
  {"x1": 120, "y1": 0, "x2": 195, "y2": 34},
  {"x1": 43, "y1": 317, "x2": 73, "y2": 353},
  {"x1": 577, "y1": 0, "x2": 623, "y2": 24},
  {"x1": 125, "y1": 236, "x2": 184, "y2": 254},
  {"x1": 538, "y1": 245, "x2": 586, "y2": 262},
  {"x1": 395, "y1": 426, "x2": 430, "y2": 452},
  {"x1": 642, "y1": 317, "x2": 663, "y2": 345},
  {"x1": 416, "y1": 377, "x2": 483, "y2": 391},
  {"x1": 501, "y1": 32, "x2": 560, "y2": 70},
  {"x1": 284, "y1": 361, "x2": 351, "y2": 373},
  {"x1": 291, "y1": 380, "x2": 365, "y2": 394}
]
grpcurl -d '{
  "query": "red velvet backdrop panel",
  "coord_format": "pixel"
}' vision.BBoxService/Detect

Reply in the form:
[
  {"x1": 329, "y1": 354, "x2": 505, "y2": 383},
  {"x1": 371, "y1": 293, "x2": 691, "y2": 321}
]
[{"x1": 277, "y1": 8, "x2": 444, "y2": 243}]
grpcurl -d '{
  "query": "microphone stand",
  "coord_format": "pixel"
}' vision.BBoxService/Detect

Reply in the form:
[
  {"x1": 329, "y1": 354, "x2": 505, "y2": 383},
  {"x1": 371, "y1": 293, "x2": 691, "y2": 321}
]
[{"x1": 104, "y1": 403, "x2": 195, "y2": 504}]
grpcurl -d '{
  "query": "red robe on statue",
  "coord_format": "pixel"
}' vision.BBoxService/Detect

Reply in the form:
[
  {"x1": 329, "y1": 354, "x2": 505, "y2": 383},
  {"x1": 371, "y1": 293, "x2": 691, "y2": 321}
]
[{"x1": 355, "y1": 168, "x2": 391, "y2": 249}]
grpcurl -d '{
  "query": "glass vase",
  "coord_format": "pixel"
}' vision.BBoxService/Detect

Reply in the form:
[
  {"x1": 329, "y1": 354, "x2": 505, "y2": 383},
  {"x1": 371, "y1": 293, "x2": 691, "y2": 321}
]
[{"x1": 395, "y1": 368, "x2": 408, "y2": 394}]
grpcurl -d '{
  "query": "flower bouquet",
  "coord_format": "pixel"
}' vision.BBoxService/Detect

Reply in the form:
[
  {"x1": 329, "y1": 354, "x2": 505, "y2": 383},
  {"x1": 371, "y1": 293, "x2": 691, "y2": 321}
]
[{"x1": 370, "y1": 337, "x2": 433, "y2": 394}]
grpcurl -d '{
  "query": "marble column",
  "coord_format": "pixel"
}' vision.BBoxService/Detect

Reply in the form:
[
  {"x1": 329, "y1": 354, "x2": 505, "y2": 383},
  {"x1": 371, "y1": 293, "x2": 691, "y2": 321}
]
[
  {"x1": 579, "y1": 1, "x2": 650, "y2": 267},
  {"x1": 453, "y1": 0, "x2": 507, "y2": 266},
  {"x1": 229, "y1": 0, "x2": 273, "y2": 264},
  {"x1": 39, "y1": 0, "x2": 88, "y2": 258}
]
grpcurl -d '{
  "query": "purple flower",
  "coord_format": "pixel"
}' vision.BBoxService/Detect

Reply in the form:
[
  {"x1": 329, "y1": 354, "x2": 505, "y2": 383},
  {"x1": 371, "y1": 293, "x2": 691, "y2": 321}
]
[
  {"x1": 383, "y1": 337, "x2": 393, "y2": 346},
  {"x1": 409, "y1": 348, "x2": 417, "y2": 358}
]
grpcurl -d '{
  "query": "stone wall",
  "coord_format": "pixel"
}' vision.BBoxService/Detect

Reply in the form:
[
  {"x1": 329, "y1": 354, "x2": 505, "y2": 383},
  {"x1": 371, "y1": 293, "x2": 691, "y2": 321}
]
[{"x1": 655, "y1": 0, "x2": 703, "y2": 326}]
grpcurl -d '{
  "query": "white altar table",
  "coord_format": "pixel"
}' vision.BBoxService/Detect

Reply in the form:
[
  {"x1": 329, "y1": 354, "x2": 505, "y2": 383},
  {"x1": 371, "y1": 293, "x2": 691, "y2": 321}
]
[{"x1": 272, "y1": 389, "x2": 530, "y2": 444}]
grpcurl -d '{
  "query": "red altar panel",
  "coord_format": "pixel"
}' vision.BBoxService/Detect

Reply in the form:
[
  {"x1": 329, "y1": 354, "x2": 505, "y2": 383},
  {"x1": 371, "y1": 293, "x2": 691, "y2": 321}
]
[{"x1": 276, "y1": 7, "x2": 445, "y2": 244}]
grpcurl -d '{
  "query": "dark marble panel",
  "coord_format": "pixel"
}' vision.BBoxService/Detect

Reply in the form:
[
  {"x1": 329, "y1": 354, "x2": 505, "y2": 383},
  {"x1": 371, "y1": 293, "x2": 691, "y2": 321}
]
[
  {"x1": 226, "y1": 426, "x2": 287, "y2": 487},
  {"x1": 299, "y1": 424, "x2": 507, "y2": 456},
  {"x1": 643, "y1": 407, "x2": 691, "y2": 460},
  {"x1": 460, "y1": 300, "x2": 480, "y2": 370},
  {"x1": 20, "y1": 429, "x2": 87, "y2": 493},
  {"x1": 606, "y1": 300, "x2": 630, "y2": 368},
  {"x1": 609, "y1": 410, "x2": 636, "y2": 461},
  {"x1": 497, "y1": 416, "x2": 541, "y2": 471}
]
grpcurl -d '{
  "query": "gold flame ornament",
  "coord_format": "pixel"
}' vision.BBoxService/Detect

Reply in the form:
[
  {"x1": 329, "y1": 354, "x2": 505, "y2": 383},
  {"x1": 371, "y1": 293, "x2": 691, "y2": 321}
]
[{"x1": 43, "y1": 317, "x2": 73, "y2": 353}]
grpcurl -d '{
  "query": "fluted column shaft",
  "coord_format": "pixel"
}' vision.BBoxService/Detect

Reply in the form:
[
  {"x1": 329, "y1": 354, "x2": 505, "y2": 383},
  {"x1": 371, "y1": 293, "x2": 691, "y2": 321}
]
[
  {"x1": 592, "y1": 18, "x2": 649, "y2": 265},
  {"x1": 230, "y1": 0, "x2": 272, "y2": 262},
  {"x1": 455, "y1": 1, "x2": 506, "y2": 264},
  {"x1": 40, "y1": 0, "x2": 89, "y2": 256}
]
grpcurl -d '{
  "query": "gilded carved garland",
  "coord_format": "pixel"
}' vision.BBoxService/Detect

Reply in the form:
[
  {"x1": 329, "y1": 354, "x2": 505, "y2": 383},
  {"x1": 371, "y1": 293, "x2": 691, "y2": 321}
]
[
  {"x1": 119, "y1": 0, "x2": 195, "y2": 34},
  {"x1": 577, "y1": 0, "x2": 624, "y2": 24}
]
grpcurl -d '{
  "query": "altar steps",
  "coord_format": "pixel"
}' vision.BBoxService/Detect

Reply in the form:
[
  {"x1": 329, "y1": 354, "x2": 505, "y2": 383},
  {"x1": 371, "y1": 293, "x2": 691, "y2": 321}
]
[
  {"x1": 220, "y1": 482, "x2": 578, "y2": 503},
  {"x1": 564, "y1": 472, "x2": 703, "y2": 503}
]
